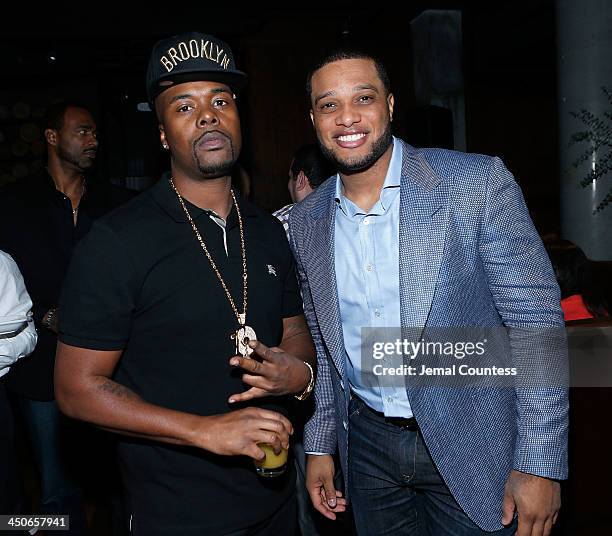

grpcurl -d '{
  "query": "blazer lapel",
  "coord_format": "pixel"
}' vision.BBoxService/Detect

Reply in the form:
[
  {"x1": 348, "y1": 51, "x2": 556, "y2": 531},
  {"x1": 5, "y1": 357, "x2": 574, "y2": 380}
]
[
  {"x1": 305, "y1": 182, "x2": 346, "y2": 378},
  {"x1": 398, "y1": 142, "x2": 450, "y2": 334}
]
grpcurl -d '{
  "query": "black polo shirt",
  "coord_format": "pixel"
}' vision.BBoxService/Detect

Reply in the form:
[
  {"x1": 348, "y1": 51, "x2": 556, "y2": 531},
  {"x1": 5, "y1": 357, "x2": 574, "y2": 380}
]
[{"x1": 58, "y1": 175, "x2": 303, "y2": 535}]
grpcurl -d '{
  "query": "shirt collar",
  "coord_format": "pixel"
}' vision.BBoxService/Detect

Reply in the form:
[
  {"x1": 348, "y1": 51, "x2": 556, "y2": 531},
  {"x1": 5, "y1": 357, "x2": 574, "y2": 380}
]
[
  {"x1": 37, "y1": 169, "x2": 93, "y2": 208},
  {"x1": 37, "y1": 169, "x2": 84, "y2": 196},
  {"x1": 42, "y1": 170, "x2": 58, "y2": 193},
  {"x1": 334, "y1": 136, "x2": 402, "y2": 217},
  {"x1": 151, "y1": 172, "x2": 258, "y2": 224}
]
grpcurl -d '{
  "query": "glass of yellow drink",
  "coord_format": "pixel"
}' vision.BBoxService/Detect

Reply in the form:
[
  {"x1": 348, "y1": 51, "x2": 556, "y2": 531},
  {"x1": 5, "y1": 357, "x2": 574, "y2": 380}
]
[{"x1": 254, "y1": 443, "x2": 289, "y2": 478}]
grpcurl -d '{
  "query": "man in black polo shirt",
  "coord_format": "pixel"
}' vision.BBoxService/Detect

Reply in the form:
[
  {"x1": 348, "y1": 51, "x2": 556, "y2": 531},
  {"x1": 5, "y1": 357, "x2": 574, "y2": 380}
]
[{"x1": 55, "y1": 32, "x2": 316, "y2": 535}]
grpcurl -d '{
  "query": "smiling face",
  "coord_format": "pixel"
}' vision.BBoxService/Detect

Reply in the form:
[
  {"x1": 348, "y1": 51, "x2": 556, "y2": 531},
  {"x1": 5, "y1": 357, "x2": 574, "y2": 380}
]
[
  {"x1": 309, "y1": 58, "x2": 394, "y2": 174},
  {"x1": 52, "y1": 106, "x2": 98, "y2": 171},
  {"x1": 156, "y1": 80, "x2": 241, "y2": 180}
]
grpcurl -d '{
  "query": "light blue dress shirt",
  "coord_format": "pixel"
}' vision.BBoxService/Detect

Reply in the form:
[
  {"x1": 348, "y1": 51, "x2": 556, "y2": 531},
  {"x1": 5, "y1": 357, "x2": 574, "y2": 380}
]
[{"x1": 334, "y1": 137, "x2": 412, "y2": 417}]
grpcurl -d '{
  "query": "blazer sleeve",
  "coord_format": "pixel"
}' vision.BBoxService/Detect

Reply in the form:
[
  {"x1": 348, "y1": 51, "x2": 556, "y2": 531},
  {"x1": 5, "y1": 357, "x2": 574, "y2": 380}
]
[
  {"x1": 479, "y1": 157, "x2": 569, "y2": 480},
  {"x1": 289, "y1": 212, "x2": 338, "y2": 455}
]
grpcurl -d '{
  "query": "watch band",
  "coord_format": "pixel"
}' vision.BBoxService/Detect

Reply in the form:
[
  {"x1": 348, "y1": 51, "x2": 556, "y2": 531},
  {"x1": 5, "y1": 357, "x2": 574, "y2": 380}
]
[{"x1": 43, "y1": 308, "x2": 56, "y2": 330}]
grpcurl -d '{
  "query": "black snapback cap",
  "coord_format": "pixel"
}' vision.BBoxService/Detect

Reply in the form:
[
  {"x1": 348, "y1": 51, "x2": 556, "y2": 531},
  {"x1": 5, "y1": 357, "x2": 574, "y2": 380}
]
[{"x1": 146, "y1": 31, "x2": 247, "y2": 104}]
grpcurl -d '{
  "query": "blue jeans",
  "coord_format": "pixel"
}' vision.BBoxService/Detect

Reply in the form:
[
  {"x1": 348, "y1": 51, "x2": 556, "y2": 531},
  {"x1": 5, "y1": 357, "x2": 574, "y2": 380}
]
[
  {"x1": 348, "y1": 396, "x2": 516, "y2": 535},
  {"x1": 19, "y1": 398, "x2": 87, "y2": 535}
]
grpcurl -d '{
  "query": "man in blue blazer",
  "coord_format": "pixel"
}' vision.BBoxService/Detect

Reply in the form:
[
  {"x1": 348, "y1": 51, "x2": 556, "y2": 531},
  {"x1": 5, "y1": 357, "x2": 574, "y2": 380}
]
[{"x1": 289, "y1": 50, "x2": 568, "y2": 535}]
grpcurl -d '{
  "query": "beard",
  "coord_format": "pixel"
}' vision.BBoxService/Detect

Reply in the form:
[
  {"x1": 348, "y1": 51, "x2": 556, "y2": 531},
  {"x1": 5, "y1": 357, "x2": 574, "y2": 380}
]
[
  {"x1": 318, "y1": 122, "x2": 393, "y2": 174},
  {"x1": 196, "y1": 158, "x2": 235, "y2": 178},
  {"x1": 192, "y1": 130, "x2": 238, "y2": 180},
  {"x1": 57, "y1": 144, "x2": 94, "y2": 171}
]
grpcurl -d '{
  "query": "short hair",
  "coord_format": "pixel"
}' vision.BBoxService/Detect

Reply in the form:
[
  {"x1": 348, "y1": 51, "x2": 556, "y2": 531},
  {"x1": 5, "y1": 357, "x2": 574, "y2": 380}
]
[
  {"x1": 44, "y1": 101, "x2": 91, "y2": 131},
  {"x1": 290, "y1": 144, "x2": 335, "y2": 190},
  {"x1": 306, "y1": 49, "x2": 391, "y2": 100}
]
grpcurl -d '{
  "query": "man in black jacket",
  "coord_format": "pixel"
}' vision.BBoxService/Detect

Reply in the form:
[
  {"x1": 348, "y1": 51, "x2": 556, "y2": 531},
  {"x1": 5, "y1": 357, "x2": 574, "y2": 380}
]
[{"x1": 0, "y1": 101, "x2": 134, "y2": 533}]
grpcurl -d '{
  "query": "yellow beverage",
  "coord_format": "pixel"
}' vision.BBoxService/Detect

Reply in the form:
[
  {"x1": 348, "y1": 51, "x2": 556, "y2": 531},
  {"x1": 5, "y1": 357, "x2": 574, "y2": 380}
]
[{"x1": 254, "y1": 444, "x2": 289, "y2": 477}]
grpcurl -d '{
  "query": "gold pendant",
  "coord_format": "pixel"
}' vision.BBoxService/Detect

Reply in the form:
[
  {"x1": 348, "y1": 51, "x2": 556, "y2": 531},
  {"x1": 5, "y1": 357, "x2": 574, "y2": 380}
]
[{"x1": 235, "y1": 325, "x2": 257, "y2": 358}]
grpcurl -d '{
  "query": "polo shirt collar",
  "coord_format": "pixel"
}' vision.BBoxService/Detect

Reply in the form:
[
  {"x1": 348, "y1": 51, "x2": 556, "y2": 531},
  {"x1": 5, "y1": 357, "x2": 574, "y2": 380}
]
[{"x1": 152, "y1": 172, "x2": 258, "y2": 224}]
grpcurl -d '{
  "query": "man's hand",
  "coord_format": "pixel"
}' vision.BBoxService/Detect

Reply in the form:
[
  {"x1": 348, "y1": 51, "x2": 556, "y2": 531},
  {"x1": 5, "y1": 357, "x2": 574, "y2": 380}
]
[
  {"x1": 228, "y1": 340, "x2": 310, "y2": 403},
  {"x1": 502, "y1": 469, "x2": 561, "y2": 536},
  {"x1": 195, "y1": 407, "x2": 293, "y2": 461},
  {"x1": 306, "y1": 454, "x2": 347, "y2": 520}
]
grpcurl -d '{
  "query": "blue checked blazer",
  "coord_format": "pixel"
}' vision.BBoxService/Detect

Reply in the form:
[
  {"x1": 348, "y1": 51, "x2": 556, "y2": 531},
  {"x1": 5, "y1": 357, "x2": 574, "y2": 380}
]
[{"x1": 288, "y1": 139, "x2": 568, "y2": 531}]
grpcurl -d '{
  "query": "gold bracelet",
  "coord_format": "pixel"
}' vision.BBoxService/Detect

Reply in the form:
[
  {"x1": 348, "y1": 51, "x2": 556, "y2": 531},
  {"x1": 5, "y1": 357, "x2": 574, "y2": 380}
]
[{"x1": 294, "y1": 361, "x2": 315, "y2": 401}]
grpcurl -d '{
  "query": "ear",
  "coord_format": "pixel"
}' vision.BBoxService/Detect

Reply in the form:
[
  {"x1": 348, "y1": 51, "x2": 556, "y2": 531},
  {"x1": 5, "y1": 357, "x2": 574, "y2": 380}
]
[
  {"x1": 45, "y1": 128, "x2": 57, "y2": 146},
  {"x1": 296, "y1": 171, "x2": 308, "y2": 191},
  {"x1": 387, "y1": 93, "x2": 395, "y2": 122},
  {"x1": 159, "y1": 125, "x2": 169, "y2": 150}
]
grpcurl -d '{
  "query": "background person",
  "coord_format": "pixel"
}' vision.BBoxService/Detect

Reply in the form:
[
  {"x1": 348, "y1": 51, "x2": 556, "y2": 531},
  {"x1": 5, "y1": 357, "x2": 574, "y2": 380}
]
[
  {"x1": 274, "y1": 143, "x2": 334, "y2": 236},
  {"x1": 0, "y1": 101, "x2": 133, "y2": 534}
]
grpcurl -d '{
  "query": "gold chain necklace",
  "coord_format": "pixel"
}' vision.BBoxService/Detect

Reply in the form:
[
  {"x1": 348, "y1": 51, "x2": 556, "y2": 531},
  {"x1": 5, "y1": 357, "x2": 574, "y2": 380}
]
[
  {"x1": 47, "y1": 167, "x2": 85, "y2": 216},
  {"x1": 169, "y1": 177, "x2": 256, "y2": 358}
]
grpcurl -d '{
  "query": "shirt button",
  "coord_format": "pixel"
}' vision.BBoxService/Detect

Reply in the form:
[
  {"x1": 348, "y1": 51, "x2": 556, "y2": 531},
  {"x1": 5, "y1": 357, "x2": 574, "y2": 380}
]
[
  {"x1": 375, "y1": 310, "x2": 381, "y2": 317},
  {"x1": 363, "y1": 218, "x2": 370, "y2": 226},
  {"x1": 366, "y1": 264, "x2": 373, "y2": 272},
  {"x1": 387, "y1": 396, "x2": 394, "y2": 404}
]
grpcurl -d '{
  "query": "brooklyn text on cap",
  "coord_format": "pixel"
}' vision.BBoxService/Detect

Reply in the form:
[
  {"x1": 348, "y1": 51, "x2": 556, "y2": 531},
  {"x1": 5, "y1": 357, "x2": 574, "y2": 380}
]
[{"x1": 146, "y1": 31, "x2": 247, "y2": 103}]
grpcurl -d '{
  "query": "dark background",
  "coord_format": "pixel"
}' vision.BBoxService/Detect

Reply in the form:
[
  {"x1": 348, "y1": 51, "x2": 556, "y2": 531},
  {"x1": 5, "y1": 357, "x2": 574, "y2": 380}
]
[{"x1": 0, "y1": 0, "x2": 560, "y2": 233}]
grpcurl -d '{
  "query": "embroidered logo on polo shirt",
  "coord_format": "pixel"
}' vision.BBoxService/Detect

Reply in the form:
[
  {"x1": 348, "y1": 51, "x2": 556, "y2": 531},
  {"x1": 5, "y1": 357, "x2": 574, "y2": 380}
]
[{"x1": 267, "y1": 264, "x2": 277, "y2": 277}]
